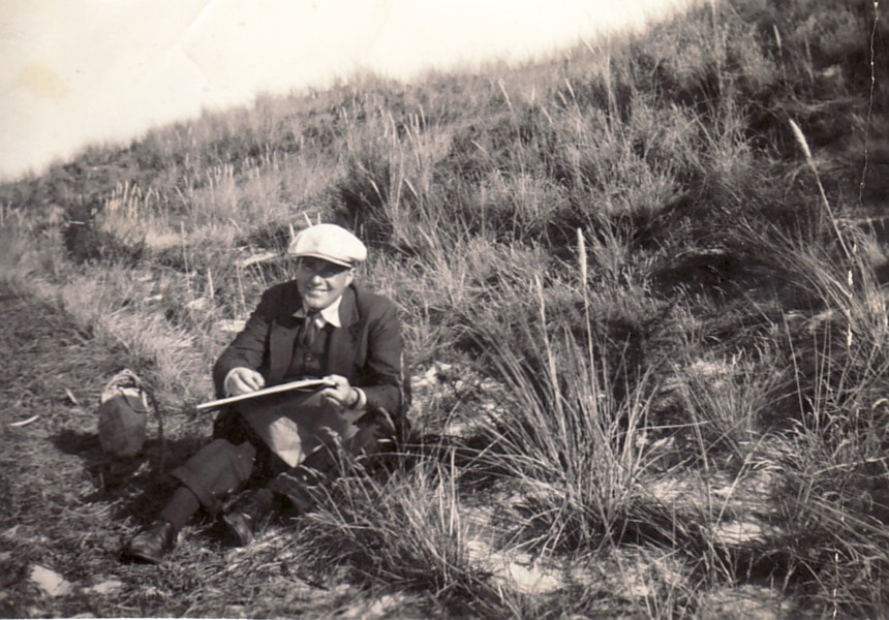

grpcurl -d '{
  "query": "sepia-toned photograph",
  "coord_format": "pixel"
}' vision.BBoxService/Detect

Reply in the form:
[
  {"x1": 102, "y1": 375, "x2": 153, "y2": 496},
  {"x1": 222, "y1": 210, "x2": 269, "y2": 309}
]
[{"x1": 0, "y1": 0, "x2": 886, "y2": 616}]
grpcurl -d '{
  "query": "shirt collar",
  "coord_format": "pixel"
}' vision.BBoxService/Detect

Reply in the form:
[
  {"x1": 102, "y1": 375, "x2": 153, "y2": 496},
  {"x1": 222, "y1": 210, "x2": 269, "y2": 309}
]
[{"x1": 293, "y1": 294, "x2": 344, "y2": 328}]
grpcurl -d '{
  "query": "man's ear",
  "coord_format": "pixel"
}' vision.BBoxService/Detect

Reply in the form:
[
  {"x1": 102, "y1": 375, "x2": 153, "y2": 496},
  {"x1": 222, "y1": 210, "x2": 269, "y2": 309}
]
[{"x1": 345, "y1": 267, "x2": 356, "y2": 287}]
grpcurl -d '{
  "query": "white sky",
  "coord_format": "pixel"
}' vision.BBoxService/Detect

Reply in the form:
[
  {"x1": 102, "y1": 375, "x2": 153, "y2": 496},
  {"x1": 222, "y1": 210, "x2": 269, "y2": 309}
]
[{"x1": 0, "y1": 0, "x2": 693, "y2": 181}]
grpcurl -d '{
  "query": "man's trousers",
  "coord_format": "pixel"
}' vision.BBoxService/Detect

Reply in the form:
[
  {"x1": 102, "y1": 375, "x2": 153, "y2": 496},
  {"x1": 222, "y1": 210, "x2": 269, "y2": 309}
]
[{"x1": 169, "y1": 407, "x2": 396, "y2": 516}]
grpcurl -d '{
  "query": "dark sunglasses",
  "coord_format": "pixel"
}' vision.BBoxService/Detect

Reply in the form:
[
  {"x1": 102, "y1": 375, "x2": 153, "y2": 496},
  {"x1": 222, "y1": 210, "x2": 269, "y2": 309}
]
[{"x1": 297, "y1": 258, "x2": 352, "y2": 278}]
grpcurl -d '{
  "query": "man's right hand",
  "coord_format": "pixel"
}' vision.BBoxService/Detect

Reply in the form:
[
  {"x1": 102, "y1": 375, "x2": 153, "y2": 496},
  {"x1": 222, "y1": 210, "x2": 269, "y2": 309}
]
[{"x1": 224, "y1": 367, "x2": 266, "y2": 396}]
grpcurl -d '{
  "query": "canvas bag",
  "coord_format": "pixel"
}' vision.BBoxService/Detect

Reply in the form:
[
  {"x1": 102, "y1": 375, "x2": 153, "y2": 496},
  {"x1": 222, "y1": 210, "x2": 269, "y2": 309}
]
[{"x1": 97, "y1": 369, "x2": 152, "y2": 458}]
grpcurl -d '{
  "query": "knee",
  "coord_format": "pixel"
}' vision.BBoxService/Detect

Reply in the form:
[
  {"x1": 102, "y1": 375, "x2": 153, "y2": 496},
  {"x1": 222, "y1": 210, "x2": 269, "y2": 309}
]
[{"x1": 170, "y1": 439, "x2": 256, "y2": 514}]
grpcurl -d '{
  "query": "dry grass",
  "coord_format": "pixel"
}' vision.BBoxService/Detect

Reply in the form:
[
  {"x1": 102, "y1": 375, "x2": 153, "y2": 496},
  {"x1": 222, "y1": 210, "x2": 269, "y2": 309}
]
[{"x1": 1, "y1": 0, "x2": 887, "y2": 615}]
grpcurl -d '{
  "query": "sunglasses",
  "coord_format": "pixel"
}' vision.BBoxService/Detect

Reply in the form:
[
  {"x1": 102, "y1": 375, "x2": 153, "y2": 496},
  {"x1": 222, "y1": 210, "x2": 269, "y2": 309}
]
[{"x1": 297, "y1": 258, "x2": 353, "y2": 278}]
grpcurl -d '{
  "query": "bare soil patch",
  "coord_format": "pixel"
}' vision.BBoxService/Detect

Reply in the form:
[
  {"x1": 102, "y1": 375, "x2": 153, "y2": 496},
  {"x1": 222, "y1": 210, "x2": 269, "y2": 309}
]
[{"x1": 0, "y1": 284, "x2": 308, "y2": 618}]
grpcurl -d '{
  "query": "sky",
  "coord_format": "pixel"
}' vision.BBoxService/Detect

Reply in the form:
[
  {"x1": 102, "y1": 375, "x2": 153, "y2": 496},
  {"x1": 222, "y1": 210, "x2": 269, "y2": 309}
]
[{"x1": 0, "y1": 0, "x2": 695, "y2": 181}]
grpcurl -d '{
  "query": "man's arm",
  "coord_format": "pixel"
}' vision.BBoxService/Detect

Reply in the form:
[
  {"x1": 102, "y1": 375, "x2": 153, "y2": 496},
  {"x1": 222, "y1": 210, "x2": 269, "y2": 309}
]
[
  {"x1": 358, "y1": 299, "x2": 404, "y2": 416},
  {"x1": 212, "y1": 288, "x2": 278, "y2": 397}
]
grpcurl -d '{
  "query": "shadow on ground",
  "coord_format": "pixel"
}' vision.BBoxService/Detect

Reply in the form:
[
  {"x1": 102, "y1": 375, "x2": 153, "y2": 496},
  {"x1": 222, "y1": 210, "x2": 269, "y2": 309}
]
[{"x1": 50, "y1": 428, "x2": 209, "y2": 525}]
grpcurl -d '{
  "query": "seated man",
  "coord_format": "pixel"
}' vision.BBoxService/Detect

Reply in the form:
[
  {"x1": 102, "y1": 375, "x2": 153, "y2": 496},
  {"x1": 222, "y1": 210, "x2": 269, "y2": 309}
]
[{"x1": 124, "y1": 224, "x2": 409, "y2": 563}]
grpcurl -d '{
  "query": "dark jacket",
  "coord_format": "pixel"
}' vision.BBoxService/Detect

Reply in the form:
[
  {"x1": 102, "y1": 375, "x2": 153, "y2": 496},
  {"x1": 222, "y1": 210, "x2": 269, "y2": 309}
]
[{"x1": 213, "y1": 281, "x2": 408, "y2": 425}]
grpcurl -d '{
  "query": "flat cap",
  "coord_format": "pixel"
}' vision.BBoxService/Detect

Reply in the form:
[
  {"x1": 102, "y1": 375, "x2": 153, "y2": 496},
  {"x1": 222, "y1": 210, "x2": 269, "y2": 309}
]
[{"x1": 287, "y1": 223, "x2": 367, "y2": 268}]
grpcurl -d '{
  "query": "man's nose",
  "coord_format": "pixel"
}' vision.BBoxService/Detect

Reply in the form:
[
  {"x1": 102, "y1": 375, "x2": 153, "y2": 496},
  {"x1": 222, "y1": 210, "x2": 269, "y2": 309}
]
[{"x1": 310, "y1": 273, "x2": 325, "y2": 285}]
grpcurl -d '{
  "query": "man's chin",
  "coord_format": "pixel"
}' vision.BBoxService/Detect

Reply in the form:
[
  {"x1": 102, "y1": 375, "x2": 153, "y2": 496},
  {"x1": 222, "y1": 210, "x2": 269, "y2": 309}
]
[{"x1": 304, "y1": 295, "x2": 330, "y2": 309}]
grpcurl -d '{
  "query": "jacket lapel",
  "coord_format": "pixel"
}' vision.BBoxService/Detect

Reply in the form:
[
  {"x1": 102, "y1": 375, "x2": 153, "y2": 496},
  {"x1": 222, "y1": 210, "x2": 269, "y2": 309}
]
[
  {"x1": 268, "y1": 282, "x2": 303, "y2": 383},
  {"x1": 326, "y1": 286, "x2": 361, "y2": 375}
]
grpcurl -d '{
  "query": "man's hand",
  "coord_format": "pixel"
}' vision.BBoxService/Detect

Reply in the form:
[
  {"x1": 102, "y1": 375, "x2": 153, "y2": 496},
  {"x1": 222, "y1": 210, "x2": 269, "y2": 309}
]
[
  {"x1": 320, "y1": 374, "x2": 360, "y2": 408},
  {"x1": 224, "y1": 367, "x2": 266, "y2": 396}
]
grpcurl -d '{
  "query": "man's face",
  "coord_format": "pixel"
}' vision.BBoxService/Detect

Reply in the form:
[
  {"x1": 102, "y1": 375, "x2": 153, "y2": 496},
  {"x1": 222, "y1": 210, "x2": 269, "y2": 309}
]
[{"x1": 295, "y1": 257, "x2": 355, "y2": 310}]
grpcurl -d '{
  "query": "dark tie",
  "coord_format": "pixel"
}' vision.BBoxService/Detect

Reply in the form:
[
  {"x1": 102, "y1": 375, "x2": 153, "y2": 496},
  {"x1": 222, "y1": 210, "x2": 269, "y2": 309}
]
[{"x1": 300, "y1": 311, "x2": 321, "y2": 351}]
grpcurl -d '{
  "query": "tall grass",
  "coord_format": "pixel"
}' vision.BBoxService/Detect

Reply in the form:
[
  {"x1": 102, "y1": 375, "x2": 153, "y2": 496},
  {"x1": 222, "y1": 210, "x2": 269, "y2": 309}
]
[
  {"x1": 294, "y1": 455, "x2": 509, "y2": 617},
  {"x1": 729, "y1": 115, "x2": 889, "y2": 614},
  {"x1": 1, "y1": 0, "x2": 887, "y2": 615},
  {"x1": 479, "y1": 337, "x2": 662, "y2": 551}
]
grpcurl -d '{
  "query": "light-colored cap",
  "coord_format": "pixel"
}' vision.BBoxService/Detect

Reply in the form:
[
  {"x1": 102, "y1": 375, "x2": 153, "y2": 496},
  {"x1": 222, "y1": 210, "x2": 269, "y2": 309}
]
[{"x1": 287, "y1": 223, "x2": 367, "y2": 268}]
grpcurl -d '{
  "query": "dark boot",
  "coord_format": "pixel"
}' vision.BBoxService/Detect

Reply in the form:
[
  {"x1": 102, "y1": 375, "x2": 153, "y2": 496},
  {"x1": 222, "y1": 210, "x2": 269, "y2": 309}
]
[
  {"x1": 222, "y1": 489, "x2": 275, "y2": 547},
  {"x1": 124, "y1": 520, "x2": 177, "y2": 563}
]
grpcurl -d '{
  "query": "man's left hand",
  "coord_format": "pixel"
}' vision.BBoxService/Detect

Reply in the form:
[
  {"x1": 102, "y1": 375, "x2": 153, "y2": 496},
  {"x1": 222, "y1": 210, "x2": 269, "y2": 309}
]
[{"x1": 320, "y1": 374, "x2": 360, "y2": 408}]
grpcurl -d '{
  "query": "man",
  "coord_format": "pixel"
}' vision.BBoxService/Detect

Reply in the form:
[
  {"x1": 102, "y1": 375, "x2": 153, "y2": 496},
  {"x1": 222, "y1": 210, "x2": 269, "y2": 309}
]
[{"x1": 124, "y1": 224, "x2": 408, "y2": 563}]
